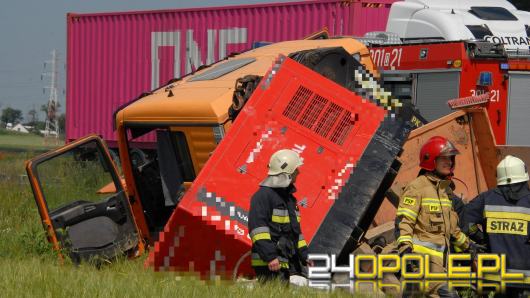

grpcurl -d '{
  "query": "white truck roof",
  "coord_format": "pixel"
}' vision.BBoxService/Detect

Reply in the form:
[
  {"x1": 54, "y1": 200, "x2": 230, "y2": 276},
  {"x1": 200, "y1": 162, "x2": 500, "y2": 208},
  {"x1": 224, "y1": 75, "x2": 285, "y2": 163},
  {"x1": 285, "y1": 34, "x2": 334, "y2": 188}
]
[{"x1": 386, "y1": 0, "x2": 530, "y2": 50}]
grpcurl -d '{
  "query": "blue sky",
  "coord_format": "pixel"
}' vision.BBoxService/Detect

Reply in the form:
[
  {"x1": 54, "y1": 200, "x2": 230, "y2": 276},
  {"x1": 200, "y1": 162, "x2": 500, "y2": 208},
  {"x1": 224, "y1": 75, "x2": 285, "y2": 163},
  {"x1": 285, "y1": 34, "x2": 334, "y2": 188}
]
[{"x1": 0, "y1": 0, "x2": 298, "y2": 120}]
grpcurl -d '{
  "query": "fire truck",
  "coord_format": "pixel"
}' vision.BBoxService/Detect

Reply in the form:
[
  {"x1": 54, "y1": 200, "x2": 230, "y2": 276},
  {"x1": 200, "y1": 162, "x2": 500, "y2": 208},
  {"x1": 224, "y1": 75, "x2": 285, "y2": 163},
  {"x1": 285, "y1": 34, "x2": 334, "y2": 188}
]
[
  {"x1": 369, "y1": 40, "x2": 530, "y2": 146},
  {"x1": 369, "y1": 0, "x2": 530, "y2": 145}
]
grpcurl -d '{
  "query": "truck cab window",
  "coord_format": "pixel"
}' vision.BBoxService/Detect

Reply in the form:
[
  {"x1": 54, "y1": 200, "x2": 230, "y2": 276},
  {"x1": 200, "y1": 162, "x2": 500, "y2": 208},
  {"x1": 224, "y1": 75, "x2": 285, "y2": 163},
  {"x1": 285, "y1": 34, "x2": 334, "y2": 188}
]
[
  {"x1": 170, "y1": 131, "x2": 195, "y2": 181},
  {"x1": 466, "y1": 25, "x2": 493, "y2": 39},
  {"x1": 469, "y1": 7, "x2": 518, "y2": 21},
  {"x1": 126, "y1": 127, "x2": 197, "y2": 236},
  {"x1": 188, "y1": 58, "x2": 256, "y2": 82}
]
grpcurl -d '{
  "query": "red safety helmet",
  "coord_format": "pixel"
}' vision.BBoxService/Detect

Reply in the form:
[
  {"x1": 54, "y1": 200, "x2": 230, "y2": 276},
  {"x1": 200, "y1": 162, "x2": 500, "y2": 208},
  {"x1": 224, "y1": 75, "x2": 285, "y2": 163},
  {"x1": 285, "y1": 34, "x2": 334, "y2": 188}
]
[{"x1": 419, "y1": 136, "x2": 460, "y2": 172}]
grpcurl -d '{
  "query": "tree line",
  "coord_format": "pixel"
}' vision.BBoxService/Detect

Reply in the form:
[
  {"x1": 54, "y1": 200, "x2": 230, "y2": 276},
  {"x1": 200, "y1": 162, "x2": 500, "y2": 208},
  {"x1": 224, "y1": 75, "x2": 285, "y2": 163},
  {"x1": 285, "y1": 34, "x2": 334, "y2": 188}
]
[{"x1": 0, "y1": 106, "x2": 65, "y2": 135}]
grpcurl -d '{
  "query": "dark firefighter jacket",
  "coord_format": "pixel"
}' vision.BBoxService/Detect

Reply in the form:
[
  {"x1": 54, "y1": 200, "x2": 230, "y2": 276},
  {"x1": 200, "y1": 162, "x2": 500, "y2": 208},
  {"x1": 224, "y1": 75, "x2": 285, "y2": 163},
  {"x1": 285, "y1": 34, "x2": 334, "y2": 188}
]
[
  {"x1": 248, "y1": 185, "x2": 308, "y2": 270},
  {"x1": 464, "y1": 187, "x2": 530, "y2": 281}
]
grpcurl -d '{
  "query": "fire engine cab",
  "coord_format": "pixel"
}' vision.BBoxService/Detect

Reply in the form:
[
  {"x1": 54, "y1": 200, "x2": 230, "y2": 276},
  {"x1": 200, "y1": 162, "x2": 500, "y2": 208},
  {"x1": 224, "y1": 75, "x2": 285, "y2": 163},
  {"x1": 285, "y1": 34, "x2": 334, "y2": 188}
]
[
  {"x1": 370, "y1": 40, "x2": 530, "y2": 145},
  {"x1": 369, "y1": 0, "x2": 530, "y2": 146}
]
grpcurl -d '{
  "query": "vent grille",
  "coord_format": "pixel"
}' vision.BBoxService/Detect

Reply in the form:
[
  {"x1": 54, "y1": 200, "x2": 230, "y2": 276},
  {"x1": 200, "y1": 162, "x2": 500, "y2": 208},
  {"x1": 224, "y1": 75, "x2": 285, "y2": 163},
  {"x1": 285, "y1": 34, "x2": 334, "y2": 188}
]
[
  {"x1": 330, "y1": 111, "x2": 356, "y2": 145},
  {"x1": 314, "y1": 102, "x2": 343, "y2": 138},
  {"x1": 283, "y1": 86, "x2": 312, "y2": 121},
  {"x1": 299, "y1": 94, "x2": 328, "y2": 129},
  {"x1": 282, "y1": 85, "x2": 356, "y2": 146}
]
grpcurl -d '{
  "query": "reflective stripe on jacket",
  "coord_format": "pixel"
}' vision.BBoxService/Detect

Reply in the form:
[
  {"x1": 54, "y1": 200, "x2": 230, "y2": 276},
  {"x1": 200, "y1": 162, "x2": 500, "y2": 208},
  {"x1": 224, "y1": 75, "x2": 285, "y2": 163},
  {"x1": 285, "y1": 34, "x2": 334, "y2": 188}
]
[
  {"x1": 248, "y1": 186, "x2": 308, "y2": 268},
  {"x1": 464, "y1": 188, "x2": 530, "y2": 272},
  {"x1": 396, "y1": 173, "x2": 469, "y2": 264}
]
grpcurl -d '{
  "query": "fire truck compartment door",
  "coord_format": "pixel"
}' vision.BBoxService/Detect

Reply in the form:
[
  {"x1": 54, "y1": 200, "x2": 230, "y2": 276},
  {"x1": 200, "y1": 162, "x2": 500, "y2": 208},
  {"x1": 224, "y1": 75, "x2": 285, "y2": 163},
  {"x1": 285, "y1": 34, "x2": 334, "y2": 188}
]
[
  {"x1": 507, "y1": 73, "x2": 530, "y2": 145},
  {"x1": 414, "y1": 71, "x2": 460, "y2": 121},
  {"x1": 25, "y1": 135, "x2": 139, "y2": 263}
]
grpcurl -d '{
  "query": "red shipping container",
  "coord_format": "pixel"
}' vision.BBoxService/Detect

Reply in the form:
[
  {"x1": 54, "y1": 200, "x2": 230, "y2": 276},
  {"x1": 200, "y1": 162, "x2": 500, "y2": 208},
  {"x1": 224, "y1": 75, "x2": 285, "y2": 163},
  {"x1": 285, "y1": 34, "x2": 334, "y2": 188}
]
[{"x1": 66, "y1": 0, "x2": 397, "y2": 146}]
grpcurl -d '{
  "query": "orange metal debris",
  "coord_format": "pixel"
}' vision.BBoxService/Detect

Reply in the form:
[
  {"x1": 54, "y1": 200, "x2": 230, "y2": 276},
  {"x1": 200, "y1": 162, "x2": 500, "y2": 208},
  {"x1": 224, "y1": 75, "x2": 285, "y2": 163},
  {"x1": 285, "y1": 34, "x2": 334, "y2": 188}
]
[{"x1": 373, "y1": 108, "x2": 499, "y2": 226}]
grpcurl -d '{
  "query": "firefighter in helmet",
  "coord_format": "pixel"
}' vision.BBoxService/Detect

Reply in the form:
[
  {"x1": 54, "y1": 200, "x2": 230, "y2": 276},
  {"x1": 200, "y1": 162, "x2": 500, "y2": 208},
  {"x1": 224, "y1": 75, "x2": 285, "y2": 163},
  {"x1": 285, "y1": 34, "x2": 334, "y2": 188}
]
[
  {"x1": 395, "y1": 136, "x2": 482, "y2": 298},
  {"x1": 464, "y1": 155, "x2": 530, "y2": 295},
  {"x1": 248, "y1": 149, "x2": 312, "y2": 282}
]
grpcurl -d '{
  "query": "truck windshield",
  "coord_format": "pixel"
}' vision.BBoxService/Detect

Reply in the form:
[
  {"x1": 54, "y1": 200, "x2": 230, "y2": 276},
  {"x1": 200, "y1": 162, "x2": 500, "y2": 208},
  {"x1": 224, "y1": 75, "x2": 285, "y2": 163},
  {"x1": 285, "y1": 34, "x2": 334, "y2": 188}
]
[
  {"x1": 188, "y1": 57, "x2": 256, "y2": 82},
  {"x1": 162, "y1": 130, "x2": 195, "y2": 182},
  {"x1": 469, "y1": 7, "x2": 518, "y2": 21},
  {"x1": 125, "y1": 127, "x2": 195, "y2": 232},
  {"x1": 466, "y1": 25, "x2": 493, "y2": 39}
]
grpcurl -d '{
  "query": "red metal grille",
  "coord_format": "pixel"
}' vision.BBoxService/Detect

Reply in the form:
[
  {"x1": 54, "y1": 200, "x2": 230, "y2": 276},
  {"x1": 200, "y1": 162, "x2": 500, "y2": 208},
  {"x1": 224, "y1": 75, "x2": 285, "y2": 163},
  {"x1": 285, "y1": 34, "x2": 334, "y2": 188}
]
[
  {"x1": 330, "y1": 111, "x2": 356, "y2": 145},
  {"x1": 314, "y1": 102, "x2": 343, "y2": 138},
  {"x1": 299, "y1": 94, "x2": 328, "y2": 129},
  {"x1": 283, "y1": 86, "x2": 313, "y2": 121},
  {"x1": 282, "y1": 86, "x2": 355, "y2": 146}
]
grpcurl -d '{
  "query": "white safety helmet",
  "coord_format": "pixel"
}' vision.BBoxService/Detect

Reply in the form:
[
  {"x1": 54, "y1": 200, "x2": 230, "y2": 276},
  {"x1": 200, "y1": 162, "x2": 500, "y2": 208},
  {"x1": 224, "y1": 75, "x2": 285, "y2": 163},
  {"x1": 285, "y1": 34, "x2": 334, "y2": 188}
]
[
  {"x1": 496, "y1": 155, "x2": 529, "y2": 186},
  {"x1": 267, "y1": 149, "x2": 303, "y2": 176}
]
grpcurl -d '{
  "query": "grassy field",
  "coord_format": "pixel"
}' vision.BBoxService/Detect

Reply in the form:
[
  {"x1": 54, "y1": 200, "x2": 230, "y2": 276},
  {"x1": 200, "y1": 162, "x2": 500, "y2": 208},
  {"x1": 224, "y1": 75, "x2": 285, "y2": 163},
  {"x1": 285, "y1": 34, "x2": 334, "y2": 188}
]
[
  {"x1": 0, "y1": 129, "x2": 63, "y2": 152},
  {"x1": 0, "y1": 148, "x2": 357, "y2": 297}
]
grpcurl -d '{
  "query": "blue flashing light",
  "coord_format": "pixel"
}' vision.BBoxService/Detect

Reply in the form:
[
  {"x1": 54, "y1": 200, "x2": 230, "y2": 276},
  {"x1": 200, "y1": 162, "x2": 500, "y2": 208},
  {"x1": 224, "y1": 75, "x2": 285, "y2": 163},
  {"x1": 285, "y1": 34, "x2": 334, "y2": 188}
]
[
  {"x1": 477, "y1": 71, "x2": 493, "y2": 86},
  {"x1": 500, "y1": 63, "x2": 509, "y2": 70}
]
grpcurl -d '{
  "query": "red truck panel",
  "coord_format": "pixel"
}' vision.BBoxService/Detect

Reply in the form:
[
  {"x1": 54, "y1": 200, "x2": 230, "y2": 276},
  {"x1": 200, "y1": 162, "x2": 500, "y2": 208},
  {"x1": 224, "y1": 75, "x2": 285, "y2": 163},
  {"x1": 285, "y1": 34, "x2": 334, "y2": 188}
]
[{"x1": 147, "y1": 56, "x2": 390, "y2": 278}]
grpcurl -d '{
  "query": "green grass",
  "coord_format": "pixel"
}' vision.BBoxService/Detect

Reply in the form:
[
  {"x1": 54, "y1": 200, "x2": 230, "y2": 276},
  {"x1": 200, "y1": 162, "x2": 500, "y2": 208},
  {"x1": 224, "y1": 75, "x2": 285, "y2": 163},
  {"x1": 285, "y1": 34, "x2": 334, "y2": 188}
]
[
  {"x1": 0, "y1": 257, "x2": 343, "y2": 298},
  {"x1": 0, "y1": 129, "x2": 63, "y2": 151},
  {"x1": 0, "y1": 151, "x2": 359, "y2": 297},
  {"x1": 0, "y1": 148, "x2": 490, "y2": 297}
]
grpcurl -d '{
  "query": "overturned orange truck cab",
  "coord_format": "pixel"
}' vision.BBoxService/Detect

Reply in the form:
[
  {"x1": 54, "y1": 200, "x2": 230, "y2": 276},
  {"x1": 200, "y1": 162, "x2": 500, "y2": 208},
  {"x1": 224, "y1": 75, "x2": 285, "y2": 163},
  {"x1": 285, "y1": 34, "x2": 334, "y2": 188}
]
[
  {"x1": 146, "y1": 54, "x2": 420, "y2": 277},
  {"x1": 26, "y1": 38, "x2": 395, "y2": 266}
]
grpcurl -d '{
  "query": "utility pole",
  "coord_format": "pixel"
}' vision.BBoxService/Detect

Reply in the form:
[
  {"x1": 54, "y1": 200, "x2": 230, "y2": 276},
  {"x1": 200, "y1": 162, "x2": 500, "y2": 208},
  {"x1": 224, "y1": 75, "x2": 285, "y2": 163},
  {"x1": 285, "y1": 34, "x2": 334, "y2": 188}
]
[{"x1": 42, "y1": 49, "x2": 60, "y2": 140}]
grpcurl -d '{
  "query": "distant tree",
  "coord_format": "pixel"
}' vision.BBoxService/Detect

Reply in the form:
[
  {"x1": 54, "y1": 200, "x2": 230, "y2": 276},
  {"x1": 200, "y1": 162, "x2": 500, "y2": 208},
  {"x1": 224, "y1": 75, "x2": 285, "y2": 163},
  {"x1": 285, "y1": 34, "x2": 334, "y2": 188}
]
[
  {"x1": 27, "y1": 108, "x2": 38, "y2": 125},
  {"x1": 1, "y1": 107, "x2": 23, "y2": 126},
  {"x1": 33, "y1": 121, "x2": 46, "y2": 130},
  {"x1": 40, "y1": 104, "x2": 48, "y2": 120},
  {"x1": 58, "y1": 113, "x2": 66, "y2": 133}
]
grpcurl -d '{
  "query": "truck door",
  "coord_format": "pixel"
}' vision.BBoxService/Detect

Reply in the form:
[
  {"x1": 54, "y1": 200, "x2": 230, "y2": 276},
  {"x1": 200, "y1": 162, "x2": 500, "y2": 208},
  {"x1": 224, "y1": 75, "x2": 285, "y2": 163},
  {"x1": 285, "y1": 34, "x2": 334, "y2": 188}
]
[
  {"x1": 507, "y1": 73, "x2": 530, "y2": 145},
  {"x1": 26, "y1": 135, "x2": 141, "y2": 263},
  {"x1": 414, "y1": 71, "x2": 460, "y2": 121}
]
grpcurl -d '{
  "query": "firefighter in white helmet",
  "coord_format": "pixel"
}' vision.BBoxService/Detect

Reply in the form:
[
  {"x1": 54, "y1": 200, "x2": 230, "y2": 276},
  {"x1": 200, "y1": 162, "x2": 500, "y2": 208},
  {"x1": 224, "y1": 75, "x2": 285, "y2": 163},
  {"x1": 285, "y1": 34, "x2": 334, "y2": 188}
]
[
  {"x1": 464, "y1": 155, "x2": 530, "y2": 295},
  {"x1": 248, "y1": 149, "x2": 312, "y2": 282}
]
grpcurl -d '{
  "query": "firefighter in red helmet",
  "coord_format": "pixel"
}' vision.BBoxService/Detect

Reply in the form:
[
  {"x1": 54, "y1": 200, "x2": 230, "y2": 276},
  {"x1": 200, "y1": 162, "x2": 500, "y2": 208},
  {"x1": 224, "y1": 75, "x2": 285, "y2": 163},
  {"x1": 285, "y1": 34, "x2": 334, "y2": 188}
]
[
  {"x1": 395, "y1": 136, "x2": 483, "y2": 298},
  {"x1": 419, "y1": 136, "x2": 459, "y2": 173}
]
